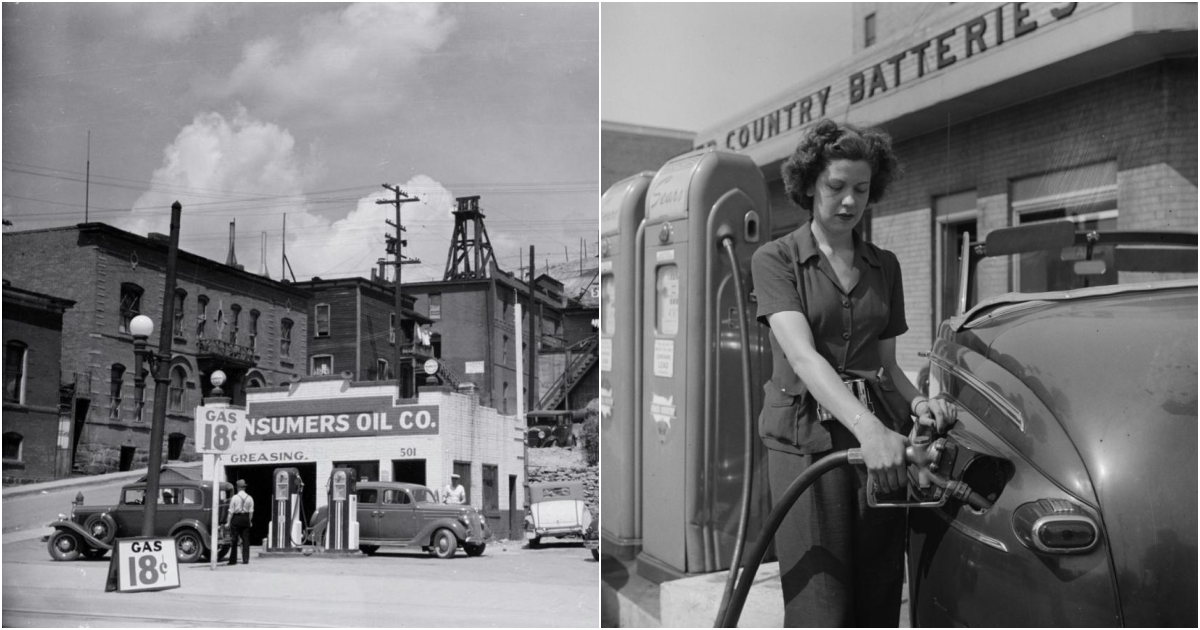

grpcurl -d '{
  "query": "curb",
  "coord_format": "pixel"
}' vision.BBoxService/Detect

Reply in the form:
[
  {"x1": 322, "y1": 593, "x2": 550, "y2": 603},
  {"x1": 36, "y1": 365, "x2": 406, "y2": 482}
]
[{"x1": 2, "y1": 462, "x2": 202, "y2": 501}]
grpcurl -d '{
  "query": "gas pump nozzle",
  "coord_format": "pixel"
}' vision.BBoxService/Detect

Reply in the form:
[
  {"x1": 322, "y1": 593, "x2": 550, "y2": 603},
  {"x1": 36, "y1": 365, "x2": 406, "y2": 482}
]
[{"x1": 847, "y1": 422, "x2": 992, "y2": 510}]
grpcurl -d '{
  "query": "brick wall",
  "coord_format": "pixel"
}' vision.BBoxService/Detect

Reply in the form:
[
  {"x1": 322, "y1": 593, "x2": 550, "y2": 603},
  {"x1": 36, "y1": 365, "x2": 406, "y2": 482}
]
[
  {"x1": 871, "y1": 207, "x2": 932, "y2": 374},
  {"x1": 2, "y1": 301, "x2": 68, "y2": 481}
]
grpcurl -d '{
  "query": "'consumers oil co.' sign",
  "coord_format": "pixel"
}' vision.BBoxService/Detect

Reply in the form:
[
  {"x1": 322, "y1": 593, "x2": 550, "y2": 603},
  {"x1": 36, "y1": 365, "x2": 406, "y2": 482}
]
[{"x1": 245, "y1": 396, "x2": 439, "y2": 440}]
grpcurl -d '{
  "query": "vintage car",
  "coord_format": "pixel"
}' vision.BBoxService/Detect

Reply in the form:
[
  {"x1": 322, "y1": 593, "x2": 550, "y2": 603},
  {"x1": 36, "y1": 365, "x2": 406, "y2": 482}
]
[
  {"x1": 584, "y1": 517, "x2": 599, "y2": 561},
  {"x1": 524, "y1": 480, "x2": 593, "y2": 547},
  {"x1": 308, "y1": 481, "x2": 491, "y2": 559},
  {"x1": 45, "y1": 474, "x2": 232, "y2": 563},
  {"x1": 909, "y1": 222, "x2": 1196, "y2": 627}
]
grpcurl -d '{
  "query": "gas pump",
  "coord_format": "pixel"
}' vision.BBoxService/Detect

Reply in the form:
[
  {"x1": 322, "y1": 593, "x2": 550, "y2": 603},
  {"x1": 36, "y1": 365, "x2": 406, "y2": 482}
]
[
  {"x1": 599, "y1": 171, "x2": 654, "y2": 560},
  {"x1": 324, "y1": 468, "x2": 358, "y2": 552},
  {"x1": 267, "y1": 467, "x2": 304, "y2": 551},
  {"x1": 637, "y1": 148, "x2": 772, "y2": 581}
]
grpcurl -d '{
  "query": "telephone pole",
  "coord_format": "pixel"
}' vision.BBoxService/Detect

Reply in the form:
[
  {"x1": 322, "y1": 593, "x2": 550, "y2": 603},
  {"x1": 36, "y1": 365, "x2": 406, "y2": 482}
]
[{"x1": 376, "y1": 184, "x2": 420, "y2": 400}]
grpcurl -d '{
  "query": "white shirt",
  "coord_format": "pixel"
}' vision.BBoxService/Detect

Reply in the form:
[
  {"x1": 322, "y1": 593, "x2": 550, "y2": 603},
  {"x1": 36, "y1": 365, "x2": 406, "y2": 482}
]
[{"x1": 442, "y1": 483, "x2": 465, "y2": 505}]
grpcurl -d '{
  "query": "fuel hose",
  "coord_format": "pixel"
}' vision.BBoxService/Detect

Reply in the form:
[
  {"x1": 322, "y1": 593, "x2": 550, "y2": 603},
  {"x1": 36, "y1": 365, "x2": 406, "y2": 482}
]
[
  {"x1": 712, "y1": 236, "x2": 757, "y2": 626},
  {"x1": 716, "y1": 449, "x2": 862, "y2": 628}
]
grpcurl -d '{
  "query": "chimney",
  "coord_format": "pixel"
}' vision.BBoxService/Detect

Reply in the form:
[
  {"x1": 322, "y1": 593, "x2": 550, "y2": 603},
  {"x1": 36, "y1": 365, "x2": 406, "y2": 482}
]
[{"x1": 226, "y1": 220, "x2": 242, "y2": 270}]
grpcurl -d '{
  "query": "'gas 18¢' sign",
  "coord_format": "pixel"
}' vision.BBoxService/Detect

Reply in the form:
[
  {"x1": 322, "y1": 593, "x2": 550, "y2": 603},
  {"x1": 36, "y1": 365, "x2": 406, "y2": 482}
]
[{"x1": 244, "y1": 396, "x2": 439, "y2": 441}]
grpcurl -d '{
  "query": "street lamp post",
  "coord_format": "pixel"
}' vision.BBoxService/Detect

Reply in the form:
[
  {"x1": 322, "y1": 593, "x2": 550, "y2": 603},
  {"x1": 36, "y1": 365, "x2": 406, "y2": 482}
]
[{"x1": 132, "y1": 201, "x2": 183, "y2": 537}]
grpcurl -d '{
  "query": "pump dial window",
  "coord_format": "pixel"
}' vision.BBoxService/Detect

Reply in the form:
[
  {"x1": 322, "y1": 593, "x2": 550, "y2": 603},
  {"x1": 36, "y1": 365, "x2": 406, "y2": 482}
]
[{"x1": 657, "y1": 265, "x2": 680, "y2": 336}]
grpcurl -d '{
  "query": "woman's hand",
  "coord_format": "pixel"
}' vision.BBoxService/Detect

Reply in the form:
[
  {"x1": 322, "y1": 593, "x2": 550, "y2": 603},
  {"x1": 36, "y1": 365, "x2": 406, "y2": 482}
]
[
  {"x1": 916, "y1": 396, "x2": 958, "y2": 433},
  {"x1": 855, "y1": 418, "x2": 909, "y2": 494}
]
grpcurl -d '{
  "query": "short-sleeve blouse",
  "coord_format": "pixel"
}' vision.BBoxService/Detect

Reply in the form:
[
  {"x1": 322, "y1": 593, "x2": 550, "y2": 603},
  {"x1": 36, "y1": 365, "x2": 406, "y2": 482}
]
[{"x1": 750, "y1": 221, "x2": 907, "y2": 455}]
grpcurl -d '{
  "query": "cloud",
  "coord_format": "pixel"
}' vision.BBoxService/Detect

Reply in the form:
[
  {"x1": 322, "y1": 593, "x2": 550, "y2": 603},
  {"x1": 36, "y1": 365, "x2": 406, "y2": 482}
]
[
  {"x1": 129, "y1": 4, "x2": 244, "y2": 42},
  {"x1": 118, "y1": 109, "x2": 459, "y2": 282},
  {"x1": 215, "y1": 3, "x2": 457, "y2": 121}
]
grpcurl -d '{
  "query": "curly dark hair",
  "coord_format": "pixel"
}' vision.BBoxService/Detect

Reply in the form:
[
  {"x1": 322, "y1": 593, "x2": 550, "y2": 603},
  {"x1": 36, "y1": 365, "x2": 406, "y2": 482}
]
[{"x1": 781, "y1": 119, "x2": 900, "y2": 211}]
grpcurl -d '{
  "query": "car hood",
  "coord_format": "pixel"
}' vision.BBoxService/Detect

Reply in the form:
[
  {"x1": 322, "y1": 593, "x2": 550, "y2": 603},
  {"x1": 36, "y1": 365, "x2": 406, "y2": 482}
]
[{"x1": 968, "y1": 286, "x2": 1197, "y2": 625}]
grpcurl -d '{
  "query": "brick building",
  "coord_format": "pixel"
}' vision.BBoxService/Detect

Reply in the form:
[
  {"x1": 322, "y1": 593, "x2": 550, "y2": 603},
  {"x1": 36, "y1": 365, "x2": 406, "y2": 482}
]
[
  {"x1": 2, "y1": 223, "x2": 310, "y2": 474},
  {"x1": 602, "y1": 121, "x2": 695, "y2": 193},
  {"x1": 3, "y1": 282, "x2": 75, "y2": 481},
  {"x1": 207, "y1": 377, "x2": 526, "y2": 541},
  {"x1": 681, "y1": 2, "x2": 1196, "y2": 373},
  {"x1": 291, "y1": 276, "x2": 434, "y2": 394}
]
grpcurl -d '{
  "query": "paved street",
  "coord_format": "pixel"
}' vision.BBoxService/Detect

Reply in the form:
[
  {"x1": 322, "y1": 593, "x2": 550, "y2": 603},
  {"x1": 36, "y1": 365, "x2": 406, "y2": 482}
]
[{"x1": 2, "y1": 470, "x2": 599, "y2": 627}]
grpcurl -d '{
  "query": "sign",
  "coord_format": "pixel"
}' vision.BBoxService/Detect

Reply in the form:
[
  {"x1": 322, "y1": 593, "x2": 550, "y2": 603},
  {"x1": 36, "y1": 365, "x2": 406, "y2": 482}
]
[
  {"x1": 194, "y1": 405, "x2": 246, "y2": 454},
  {"x1": 423, "y1": 359, "x2": 439, "y2": 375},
  {"x1": 464, "y1": 361, "x2": 485, "y2": 374},
  {"x1": 245, "y1": 396, "x2": 440, "y2": 440},
  {"x1": 105, "y1": 538, "x2": 180, "y2": 593}
]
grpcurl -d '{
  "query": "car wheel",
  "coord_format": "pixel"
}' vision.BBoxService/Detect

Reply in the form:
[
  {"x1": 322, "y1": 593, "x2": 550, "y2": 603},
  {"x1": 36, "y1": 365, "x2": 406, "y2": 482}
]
[
  {"x1": 47, "y1": 530, "x2": 83, "y2": 561},
  {"x1": 463, "y1": 543, "x2": 486, "y2": 557},
  {"x1": 360, "y1": 545, "x2": 379, "y2": 556},
  {"x1": 430, "y1": 528, "x2": 457, "y2": 559},
  {"x1": 82, "y1": 546, "x2": 108, "y2": 560},
  {"x1": 592, "y1": 548, "x2": 599, "y2": 561},
  {"x1": 84, "y1": 513, "x2": 117, "y2": 544},
  {"x1": 174, "y1": 529, "x2": 204, "y2": 564},
  {"x1": 528, "y1": 536, "x2": 542, "y2": 549}
]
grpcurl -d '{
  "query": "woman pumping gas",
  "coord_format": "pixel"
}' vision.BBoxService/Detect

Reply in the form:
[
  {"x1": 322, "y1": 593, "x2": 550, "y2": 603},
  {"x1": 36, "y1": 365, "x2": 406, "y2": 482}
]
[{"x1": 750, "y1": 119, "x2": 956, "y2": 627}]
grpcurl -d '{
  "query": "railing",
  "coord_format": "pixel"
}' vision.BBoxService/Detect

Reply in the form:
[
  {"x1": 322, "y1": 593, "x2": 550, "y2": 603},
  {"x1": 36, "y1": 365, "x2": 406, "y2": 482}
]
[
  {"x1": 196, "y1": 338, "x2": 256, "y2": 363},
  {"x1": 536, "y1": 337, "x2": 598, "y2": 410}
]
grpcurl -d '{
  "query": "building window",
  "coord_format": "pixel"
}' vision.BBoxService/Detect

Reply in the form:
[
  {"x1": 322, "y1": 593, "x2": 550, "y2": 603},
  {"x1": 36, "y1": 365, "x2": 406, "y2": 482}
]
[
  {"x1": 429, "y1": 293, "x2": 442, "y2": 320},
  {"x1": 502, "y1": 335, "x2": 509, "y2": 365},
  {"x1": 502, "y1": 382, "x2": 509, "y2": 414},
  {"x1": 4, "y1": 341, "x2": 27, "y2": 405},
  {"x1": 2, "y1": 432, "x2": 22, "y2": 461},
  {"x1": 229, "y1": 304, "x2": 241, "y2": 344},
  {"x1": 119, "y1": 283, "x2": 144, "y2": 333},
  {"x1": 934, "y1": 190, "x2": 980, "y2": 324},
  {"x1": 389, "y1": 313, "x2": 396, "y2": 344},
  {"x1": 453, "y1": 461, "x2": 472, "y2": 504},
  {"x1": 312, "y1": 355, "x2": 333, "y2": 376},
  {"x1": 482, "y1": 464, "x2": 499, "y2": 512},
  {"x1": 167, "y1": 433, "x2": 186, "y2": 461},
  {"x1": 172, "y1": 289, "x2": 187, "y2": 338},
  {"x1": 196, "y1": 295, "x2": 209, "y2": 339},
  {"x1": 864, "y1": 12, "x2": 876, "y2": 47},
  {"x1": 280, "y1": 318, "x2": 293, "y2": 358},
  {"x1": 315, "y1": 304, "x2": 330, "y2": 337},
  {"x1": 109, "y1": 363, "x2": 126, "y2": 420},
  {"x1": 377, "y1": 359, "x2": 389, "y2": 381},
  {"x1": 249, "y1": 310, "x2": 260, "y2": 353},
  {"x1": 169, "y1": 365, "x2": 187, "y2": 412},
  {"x1": 246, "y1": 375, "x2": 265, "y2": 389}
]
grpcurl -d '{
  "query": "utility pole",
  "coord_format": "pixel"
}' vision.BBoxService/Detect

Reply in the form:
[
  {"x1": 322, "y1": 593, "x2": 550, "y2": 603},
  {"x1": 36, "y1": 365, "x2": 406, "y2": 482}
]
[{"x1": 377, "y1": 184, "x2": 420, "y2": 400}]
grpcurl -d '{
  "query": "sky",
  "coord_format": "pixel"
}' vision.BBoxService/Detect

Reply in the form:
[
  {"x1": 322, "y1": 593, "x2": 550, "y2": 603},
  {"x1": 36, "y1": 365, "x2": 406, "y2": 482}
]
[
  {"x1": 2, "y1": 3, "x2": 598, "y2": 282},
  {"x1": 602, "y1": 3, "x2": 852, "y2": 133}
]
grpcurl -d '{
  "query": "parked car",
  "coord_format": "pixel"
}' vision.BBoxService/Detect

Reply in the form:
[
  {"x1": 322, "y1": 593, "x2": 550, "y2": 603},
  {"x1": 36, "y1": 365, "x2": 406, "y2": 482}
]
[
  {"x1": 524, "y1": 480, "x2": 593, "y2": 547},
  {"x1": 45, "y1": 476, "x2": 232, "y2": 563},
  {"x1": 909, "y1": 222, "x2": 1197, "y2": 627},
  {"x1": 308, "y1": 481, "x2": 491, "y2": 559}
]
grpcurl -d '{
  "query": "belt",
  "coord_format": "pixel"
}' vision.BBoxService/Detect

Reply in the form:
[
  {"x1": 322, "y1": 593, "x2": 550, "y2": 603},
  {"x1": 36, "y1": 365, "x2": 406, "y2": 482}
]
[{"x1": 816, "y1": 377, "x2": 875, "y2": 423}]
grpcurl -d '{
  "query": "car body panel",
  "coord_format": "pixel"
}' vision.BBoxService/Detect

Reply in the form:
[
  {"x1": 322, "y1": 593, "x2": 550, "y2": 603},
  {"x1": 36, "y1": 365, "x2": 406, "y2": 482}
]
[
  {"x1": 913, "y1": 278, "x2": 1197, "y2": 627},
  {"x1": 525, "y1": 481, "x2": 592, "y2": 540},
  {"x1": 311, "y1": 481, "x2": 491, "y2": 554}
]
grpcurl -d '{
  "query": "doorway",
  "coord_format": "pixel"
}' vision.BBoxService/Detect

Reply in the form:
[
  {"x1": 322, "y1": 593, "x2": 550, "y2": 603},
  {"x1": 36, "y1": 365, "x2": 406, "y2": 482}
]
[
  {"x1": 225, "y1": 462, "x2": 317, "y2": 547},
  {"x1": 392, "y1": 459, "x2": 426, "y2": 486}
]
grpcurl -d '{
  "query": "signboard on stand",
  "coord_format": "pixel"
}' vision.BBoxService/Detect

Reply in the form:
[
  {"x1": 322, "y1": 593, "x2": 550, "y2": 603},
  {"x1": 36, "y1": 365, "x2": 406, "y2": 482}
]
[
  {"x1": 105, "y1": 538, "x2": 180, "y2": 593},
  {"x1": 195, "y1": 404, "x2": 247, "y2": 570}
]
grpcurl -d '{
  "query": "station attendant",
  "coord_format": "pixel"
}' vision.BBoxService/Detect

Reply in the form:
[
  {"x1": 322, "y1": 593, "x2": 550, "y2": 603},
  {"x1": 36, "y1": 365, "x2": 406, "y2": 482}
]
[
  {"x1": 226, "y1": 479, "x2": 255, "y2": 566},
  {"x1": 442, "y1": 473, "x2": 466, "y2": 505},
  {"x1": 750, "y1": 119, "x2": 956, "y2": 626}
]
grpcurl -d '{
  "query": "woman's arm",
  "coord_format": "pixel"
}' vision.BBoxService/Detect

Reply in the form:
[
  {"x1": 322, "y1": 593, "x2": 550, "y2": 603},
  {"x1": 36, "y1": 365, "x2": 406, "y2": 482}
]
[
  {"x1": 767, "y1": 310, "x2": 908, "y2": 493},
  {"x1": 878, "y1": 337, "x2": 957, "y2": 432}
]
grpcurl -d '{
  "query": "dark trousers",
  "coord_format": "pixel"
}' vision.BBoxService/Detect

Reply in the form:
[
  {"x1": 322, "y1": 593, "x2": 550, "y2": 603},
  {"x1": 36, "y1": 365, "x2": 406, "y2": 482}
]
[
  {"x1": 766, "y1": 424, "x2": 906, "y2": 627},
  {"x1": 228, "y1": 513, "x2": 251, "y2": 564}
]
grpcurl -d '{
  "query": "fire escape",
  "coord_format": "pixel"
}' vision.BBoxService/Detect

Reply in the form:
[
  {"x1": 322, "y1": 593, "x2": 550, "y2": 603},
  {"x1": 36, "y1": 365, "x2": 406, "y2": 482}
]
[{"x1": 536, "y1": 336, "x2": 598, "y2": 411}]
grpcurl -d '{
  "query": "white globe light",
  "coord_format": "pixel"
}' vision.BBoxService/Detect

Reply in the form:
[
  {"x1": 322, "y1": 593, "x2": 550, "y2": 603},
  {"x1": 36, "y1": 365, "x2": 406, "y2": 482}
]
[
  {"x1": 129, "y1": 315, "x2": 155, "y2": 338},
  {"x1": 211, "y1": 370, "x2": 227, "y2": 388}
]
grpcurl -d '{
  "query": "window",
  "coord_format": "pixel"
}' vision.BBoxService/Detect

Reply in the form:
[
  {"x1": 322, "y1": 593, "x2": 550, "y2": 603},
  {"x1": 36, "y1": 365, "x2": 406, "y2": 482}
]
[
  {"x1": 180, "y1": 488, "x2": 201, "y2": 505},
  {"x1": 280, "y1": 318, "x2": 293, "y2": 358},
  {"x1": 502, "y1": 382, "x2": 509, "y2": 414},
  {"x1": 357, "y1": 488, "x2": 379, "y2": 504},
  {"x1": 315, "y1": 304, "x2": 330, "y2": 337},
  {"x1": 168, "y1": 432, "x2": 186, "y2": 460},
  {"x1": 172, "y1": 289, "x2": 187, "y2": 338},
  {"x1": 502, "y1": 335, "x2": 509, "y2": 364},
  {"x1": 377, "y1": 359, "x2": 389, "y2": 381},
  {"x1": 196, "y1": 295, "x2": 209, "y2": 339},
  {"x1": 864, "y1": 12, "x2": 876, "y2": 47},
  {"x1": 229, "y1": 304, "x2": 241, "y2": 344},
  {"x1": 249, "y1": 310, "x2": 260, "y2": 352},
  {"x1": 429, "y1": 293, "x2": 442, "y2": 320},
  {"x1": 109, "y1": 363, "x2": 126, "y2": 420},
  {"x1": 934, "y1": 190, "x2": 979, "y2": 323},
  {"x1": 383, "y1": 489, "x2": 411, "y2": 505},
  {"x1": 123, "y1": 488, "x2": 146, "y2": 505},
  {"x1": 119, "y1": 283, "x2": 144, "y2": 333},
  {"x1": 312, "y1": 355, "x2": 333, "y2": 376},
  {"x1": 453, "y1": 461, "x2": 472, "y2": 504},
  {"x1": 169, "y1": 366, "x2": 187, "y2": 412},
  {"x1": 2, "y1": 432, "x2": 22, "y2": 461},
  {"x1": 4, "y1": 341, "x2": 27, "y2": 405},
  {"x1": 389, "y1": 313, "x2": 396, "y2": 344},
  {"x1": 482, "y1": 465, "x2": 498, "y2": 512}
]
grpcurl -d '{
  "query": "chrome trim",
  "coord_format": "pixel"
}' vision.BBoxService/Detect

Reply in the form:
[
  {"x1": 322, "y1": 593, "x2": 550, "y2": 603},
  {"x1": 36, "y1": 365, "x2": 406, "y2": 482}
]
[
  {"x1": 928, "y1": 354, "x2": 1025, "y2": 432},
  {"x1": 1030, "y1": 514, "x2": 1098, "y2": 554},
  {"x1": 936, "y1": 510, "x2": 1009, "y2": 553}
]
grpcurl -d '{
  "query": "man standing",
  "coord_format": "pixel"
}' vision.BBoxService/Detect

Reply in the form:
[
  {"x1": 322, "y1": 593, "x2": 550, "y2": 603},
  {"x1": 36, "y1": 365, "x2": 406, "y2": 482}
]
[
  {"x1": 226, "y1": 479, "x2": 254, "y2": 566},
  {"x1": 442, "y1": 473, "x2": 466, "y2": 505}
]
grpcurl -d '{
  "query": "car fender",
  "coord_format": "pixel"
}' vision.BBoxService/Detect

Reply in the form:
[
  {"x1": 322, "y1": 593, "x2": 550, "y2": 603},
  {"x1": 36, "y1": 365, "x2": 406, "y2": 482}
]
[
  {"x1": 168, "y1": 519, "x2": 216, "y2": 548},
  {"x1": 48, "y1": 520, "x2": 111, "y2": 551},
  {"x1": 412, "y1": 518, "x2": 468, "y2": 544}
]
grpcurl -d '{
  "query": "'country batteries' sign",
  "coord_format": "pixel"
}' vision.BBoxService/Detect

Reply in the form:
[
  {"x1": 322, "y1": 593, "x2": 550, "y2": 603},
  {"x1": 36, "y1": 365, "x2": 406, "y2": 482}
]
[{"x1": 245, "y1": 396, "x2": 439, "y2": 441}]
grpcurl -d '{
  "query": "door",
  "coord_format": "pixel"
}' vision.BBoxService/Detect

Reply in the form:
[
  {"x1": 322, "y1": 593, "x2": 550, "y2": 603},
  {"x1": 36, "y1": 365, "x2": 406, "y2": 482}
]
[
  {"x1": 356, "y1": 487, "x2": 380, "y2": 540},
  {"x1": 376, "y1": 488, "x2": 419, "y2": 541}
]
